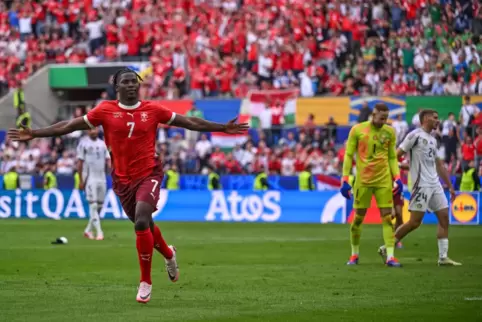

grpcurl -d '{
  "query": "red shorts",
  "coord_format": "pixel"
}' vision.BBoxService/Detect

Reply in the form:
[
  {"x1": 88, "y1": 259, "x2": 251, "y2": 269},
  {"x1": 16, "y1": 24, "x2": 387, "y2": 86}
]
[
  {"x1": 112, "y1": 164, "x2": 164, "y2": 222},
  {"x1": 393, "y1": 193, "x2": 404, "y2": 207}
]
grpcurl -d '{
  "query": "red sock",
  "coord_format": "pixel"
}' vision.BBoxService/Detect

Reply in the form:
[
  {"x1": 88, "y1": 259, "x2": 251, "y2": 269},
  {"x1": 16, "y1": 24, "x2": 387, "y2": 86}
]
[
  {"x1": 136, "y1": 228, "x2": 154, "y2": 284},
  {"x1": 152, "y1": 224, "x2": 173, "y2": 259}
]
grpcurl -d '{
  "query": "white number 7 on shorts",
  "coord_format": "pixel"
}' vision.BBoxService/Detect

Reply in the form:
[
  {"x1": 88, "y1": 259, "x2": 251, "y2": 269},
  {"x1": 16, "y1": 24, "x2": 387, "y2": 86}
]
[{"x1": 151, "y1": 179, "x2": 159, "y2": 192}]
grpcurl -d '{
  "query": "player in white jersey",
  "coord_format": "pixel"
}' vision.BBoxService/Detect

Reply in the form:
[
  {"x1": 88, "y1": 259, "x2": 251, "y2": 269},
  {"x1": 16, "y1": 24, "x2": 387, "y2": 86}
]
[
  {"x1": 380, "y1": 109, "x2": 461, "y2": 266},
  {"x1": 77, "y1": 128, "x2": 111, "y2": 240}
]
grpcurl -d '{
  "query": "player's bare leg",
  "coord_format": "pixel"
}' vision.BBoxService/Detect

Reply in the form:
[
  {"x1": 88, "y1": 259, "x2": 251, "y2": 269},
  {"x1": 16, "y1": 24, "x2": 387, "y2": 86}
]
[
  {"x1": 149, "y1": 219, "x2": 179, "y2": 282},
  {"x1": 393, "y1": 205, "x2": 404, "y2": 248},
  {"x1": 378, "y1": 207, "x2": 401, "y2": 267},
  {"x1": 135, "y1": 201, "x2": 156, "y2": 303},
  {"x1": 434, "y1": 208, "x2": 461, "y2": 266},
  {"x1": 394, "y1": 210, "x2": 423, "y2": 241},
  {"x1": 95, "y1": 202, "x2": 104, "y2": 240},
  {"x1": 347, "y1": 209, "x2": 366, "y2": 265}
]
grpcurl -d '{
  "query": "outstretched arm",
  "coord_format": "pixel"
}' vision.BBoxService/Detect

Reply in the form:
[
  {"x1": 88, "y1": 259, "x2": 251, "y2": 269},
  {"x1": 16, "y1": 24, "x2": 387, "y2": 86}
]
[
  {"x1": 33, "y1": 117, "x2": 90, "y2": 137},
  {"x1": 8, "y1": 117, "x2": 90, "y2": 141},
  {"x1": 170, "y1": 115, "x2": 248, "y2": 133}
]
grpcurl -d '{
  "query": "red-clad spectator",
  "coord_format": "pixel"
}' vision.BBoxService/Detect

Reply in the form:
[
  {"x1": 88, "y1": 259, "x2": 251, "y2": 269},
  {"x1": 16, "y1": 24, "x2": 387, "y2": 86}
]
[
  {"x1": 224, "y1": 153, "x2": 242, "y2": 174},
  {"x1": 462, "y1": 136, "x2": 476, "y2": 167},
  {"x1": 105, "y1": 24, "x2": 118, "y2": 44},
  {"x1": 294, "y1": 153, "x2": 306, "y2": 173},
  {"x1": 268, "y1": 154, "x2": 281, "y2": 174},
  {"x1": 219, "y1": 69, "x2": 235, "y2": 97},
  {"x1": 292, "y1": 46, "x2": 305, "y2": 73},
  {"x1": 326, "y1": 75, "x2": 344, "y2": 95},
  {"x1": 271, "y1": 101, "x2": 284, "y2": 126},
  {"x1": 68, "y1": 49, "x2": 85, "y2": 63},
  {"x1": 252, "y1": 155, "x2": 266, "y2": 173},
  {"x1": 104, "y1": 43, "x2": 118, "y2": 61},
  {"x1": 210, "y1": 147, "x2": 226, "y2": 169}
]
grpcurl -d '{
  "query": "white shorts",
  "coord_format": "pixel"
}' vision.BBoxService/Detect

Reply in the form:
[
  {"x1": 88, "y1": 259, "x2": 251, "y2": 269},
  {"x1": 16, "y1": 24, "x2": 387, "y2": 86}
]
[
  {"x1": 408, "y1": 185, "x2": 448, "y2": 213},
  {"x1": 86, "y1": 181, "x2": 106, "y2": 204}
]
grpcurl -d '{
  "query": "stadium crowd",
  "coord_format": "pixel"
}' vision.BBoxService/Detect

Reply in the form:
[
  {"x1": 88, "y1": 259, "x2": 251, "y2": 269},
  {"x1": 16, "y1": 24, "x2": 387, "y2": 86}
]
[
  {"x1": 2, "y1": 99, "x2": 482, "y2": 179},
  {"x1": 1, "y1": 0, "x2": 482, "y2": 98},
  {"x1": 2, "y1": 0, "x2": 482, "y2": 180},
  {"x1": 0, "y1": 112, "x2": 342, "y2": 177}
]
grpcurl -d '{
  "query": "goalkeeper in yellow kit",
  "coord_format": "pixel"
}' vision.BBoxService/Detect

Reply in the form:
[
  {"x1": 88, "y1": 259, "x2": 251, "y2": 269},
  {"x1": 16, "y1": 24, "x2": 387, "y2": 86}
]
[{"x1": 340, "y1": 103, "x2": 402, "y2": 267}]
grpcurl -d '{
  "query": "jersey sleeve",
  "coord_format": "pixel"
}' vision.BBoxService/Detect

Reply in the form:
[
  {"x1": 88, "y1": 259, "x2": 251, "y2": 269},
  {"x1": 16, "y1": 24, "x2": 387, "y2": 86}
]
[
  {"x1": 342, "y1": 126, "x2": 358, "y2": 177},
  {"x1": 76, "y1": 142, "x2": 85, "y2": 161},
  {"x1": 155, "y1": 103, "x2": 176, "y2": 125},
  {"x1": 399, "y1": 130, "x2": 418, "y2": 153},
  {"x1": 83, "y1": 102, "x2": 108, "y2": 129},
  {"x1": 103, "y1": 141, "x2": 111, "y2": 159}
]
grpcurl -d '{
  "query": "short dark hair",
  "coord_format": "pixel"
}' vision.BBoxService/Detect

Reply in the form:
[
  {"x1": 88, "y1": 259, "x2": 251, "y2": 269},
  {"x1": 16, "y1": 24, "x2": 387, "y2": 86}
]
[
  {"x1": 419, "y1": 109, "x2": 438, "y2": 124},
  {"x1": 374, "y1": 103, "x2": 389, "y2": 112},
  {"x1": 112, "y1": 68, "x2": 143, "y2": 92}
]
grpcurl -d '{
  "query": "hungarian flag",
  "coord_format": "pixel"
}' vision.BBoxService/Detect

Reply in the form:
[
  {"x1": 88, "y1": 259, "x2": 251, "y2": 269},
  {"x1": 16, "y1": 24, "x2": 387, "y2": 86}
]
[
  {"x1": 210, "y1": 114, "x2": 250, "y2": 149},
  {"x1": 316, "y1": 174, "x2": 342, "y2": 190},
  {"x1": 240, "y1": 89, "x2": 299, "y2": 129}
]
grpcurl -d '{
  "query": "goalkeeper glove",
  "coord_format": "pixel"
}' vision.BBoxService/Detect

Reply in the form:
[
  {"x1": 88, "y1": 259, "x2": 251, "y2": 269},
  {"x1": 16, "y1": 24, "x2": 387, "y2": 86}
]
[
  {"x1": 393, "y1": 176, "x2": 403, "y2": 195},
  {"x1": 340, "y1": 176, "x2": 352, "y2": 200}
]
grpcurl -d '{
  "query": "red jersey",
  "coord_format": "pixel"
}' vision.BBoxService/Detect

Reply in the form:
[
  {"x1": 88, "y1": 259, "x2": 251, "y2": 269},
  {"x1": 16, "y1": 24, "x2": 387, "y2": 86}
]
[{"x1": 84, "y1": 100, "x2": 175, "y2": 183}]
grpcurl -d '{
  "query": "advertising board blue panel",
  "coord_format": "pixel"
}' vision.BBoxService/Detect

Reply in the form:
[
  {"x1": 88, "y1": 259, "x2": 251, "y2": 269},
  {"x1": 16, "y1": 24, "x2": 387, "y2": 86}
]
[
  {"x1": 0, "y1": 189, "x2": 346, "y2": 224},
  {"x1": 1, "y1": 189, "x2": 480, "y2": 225}
]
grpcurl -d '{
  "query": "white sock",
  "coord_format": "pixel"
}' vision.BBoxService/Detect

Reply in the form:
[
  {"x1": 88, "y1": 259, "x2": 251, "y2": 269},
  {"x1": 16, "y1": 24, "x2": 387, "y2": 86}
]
[
  {"x1": 438, "y1": 238, "x2": 448, "y2": 259},
  {"x1": 85, "y1": 204, "x2": 94, "y2": 233},
  {"x1": 89, "y1": 203, "x2": 103, "y2": 235},
  {"x1": 84, "y1": 219, "x2": 93, "y2": 234}
]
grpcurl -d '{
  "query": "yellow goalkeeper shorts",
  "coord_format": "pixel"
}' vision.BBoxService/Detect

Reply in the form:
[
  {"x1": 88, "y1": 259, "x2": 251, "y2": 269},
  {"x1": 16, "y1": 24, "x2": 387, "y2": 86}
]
[{"x1": 353, "y1": 186, "x2": 393, "y2": 209}]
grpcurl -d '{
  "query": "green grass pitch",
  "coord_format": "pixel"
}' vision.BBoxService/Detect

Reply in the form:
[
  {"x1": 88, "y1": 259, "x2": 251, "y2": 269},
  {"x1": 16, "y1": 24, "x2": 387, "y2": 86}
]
[{"x1": 0, "y1": 220, "x2": 481, "y2": 322}]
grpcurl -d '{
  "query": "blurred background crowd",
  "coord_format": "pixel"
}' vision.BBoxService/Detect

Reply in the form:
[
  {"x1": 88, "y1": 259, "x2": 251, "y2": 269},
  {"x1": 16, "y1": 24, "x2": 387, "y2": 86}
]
[
  {"x1": 1, "y1": 0, "x2": 482, "y2": 98},
  {"x1": 2, "y1": 0, "x2": 482, "y2": 181},
  {"x1": 2, "y1": 98, "x2": 482, "y2": 179}
]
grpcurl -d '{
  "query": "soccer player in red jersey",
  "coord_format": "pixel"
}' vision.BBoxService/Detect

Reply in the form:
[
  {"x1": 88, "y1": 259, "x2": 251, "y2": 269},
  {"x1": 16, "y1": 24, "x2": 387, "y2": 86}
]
[{"x1": 8, "y1": 68, "x2": 249, "y2": 304}]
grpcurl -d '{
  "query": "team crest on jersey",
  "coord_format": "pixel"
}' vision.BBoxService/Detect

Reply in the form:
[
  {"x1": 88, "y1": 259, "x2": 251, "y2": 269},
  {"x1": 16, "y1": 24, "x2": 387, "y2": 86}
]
[
  {"x1": 141, "y1": 112, "x2": 148, "y2": 122},
  {"x1": 113, "y1": 112, "x2": 123, "y2": 118},
  {"x1": 379, "y1": 133, "x2": 389, "y2": 144},
  {"x1": 422, "y1": 139, "x2": 428, "y2": 145}
]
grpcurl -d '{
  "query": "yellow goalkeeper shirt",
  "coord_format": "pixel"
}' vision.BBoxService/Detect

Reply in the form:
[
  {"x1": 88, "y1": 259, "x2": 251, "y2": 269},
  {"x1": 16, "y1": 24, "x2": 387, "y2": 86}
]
[{"x1": 342, "y1": 121, "x2": 400, "y2": 188}]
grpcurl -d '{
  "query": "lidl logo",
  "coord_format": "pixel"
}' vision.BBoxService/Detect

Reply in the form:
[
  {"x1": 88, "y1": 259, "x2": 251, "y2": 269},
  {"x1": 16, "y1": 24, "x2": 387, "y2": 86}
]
[{"x1": 451, "y1": 193, "x2": 478, "y2": 223}]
